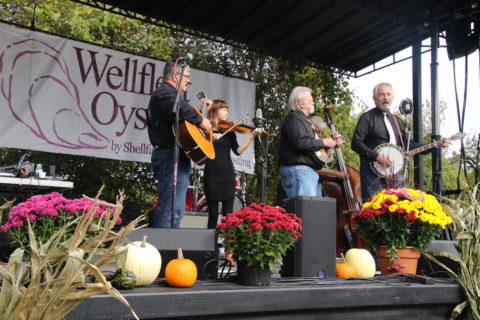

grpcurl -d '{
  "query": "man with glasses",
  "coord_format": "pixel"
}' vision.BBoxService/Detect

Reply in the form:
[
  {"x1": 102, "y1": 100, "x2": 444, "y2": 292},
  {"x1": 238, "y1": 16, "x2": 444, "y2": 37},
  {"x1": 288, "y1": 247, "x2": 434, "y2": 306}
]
[{"x1": 147, "y1": 59, "x2": 212, "y2": 228}]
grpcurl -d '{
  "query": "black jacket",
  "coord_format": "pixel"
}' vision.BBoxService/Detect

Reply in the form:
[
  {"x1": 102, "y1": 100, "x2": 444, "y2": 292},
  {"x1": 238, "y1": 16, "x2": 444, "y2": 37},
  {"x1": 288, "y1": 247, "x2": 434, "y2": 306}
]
[
  {"x1": 279, "y1": 110, "x2": 326, "y2": 170},
  {"x1": 147, "y1": 82, "x2": 203, "y2": 148},
  {"x1": 351, "y1": 107, "x2": 423, "y2": 161}
]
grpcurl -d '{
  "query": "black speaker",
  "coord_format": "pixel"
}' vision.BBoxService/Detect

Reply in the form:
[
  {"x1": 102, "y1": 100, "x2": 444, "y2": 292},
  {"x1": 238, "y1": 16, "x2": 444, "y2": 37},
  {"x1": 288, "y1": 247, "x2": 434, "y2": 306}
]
[
  {"x1": 281, "y1": 196, "x2": 336, "y2": 278},
  {"x1": 0, "y1": 232, "x2": 15, "y2": 263},
  {"x1": 446, "y1": 17, "x2": 479, "y2": 60},
  {"x1": 125, "y1": 228, "x2": 217, "y2": 279},
  {"x1": 417, "y1": 240, "x2": 460, "y2": 277},
  {"x1": 114, "y1": 201, "x2": 150, "y2": 231}
]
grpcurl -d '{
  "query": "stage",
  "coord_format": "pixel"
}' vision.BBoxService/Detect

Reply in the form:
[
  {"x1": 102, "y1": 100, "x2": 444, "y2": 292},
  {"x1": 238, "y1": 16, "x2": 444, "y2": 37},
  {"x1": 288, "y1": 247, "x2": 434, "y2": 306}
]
[{"x1": 67, "y1": 275, "x2": 466, "y2": 320}]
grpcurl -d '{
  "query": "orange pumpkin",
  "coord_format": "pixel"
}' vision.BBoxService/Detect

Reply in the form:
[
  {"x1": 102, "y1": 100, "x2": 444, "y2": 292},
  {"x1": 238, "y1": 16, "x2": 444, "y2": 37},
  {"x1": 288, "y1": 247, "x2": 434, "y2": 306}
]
[
  {"x1": 336, "y1": 253, "x2": 358, "y2": 277},
  {"x1": 165, "y1": 248, "x2": 197, "y2": 287},
  {"x1": 336, "y1": 263, "x2": 358, "y2": 277}
]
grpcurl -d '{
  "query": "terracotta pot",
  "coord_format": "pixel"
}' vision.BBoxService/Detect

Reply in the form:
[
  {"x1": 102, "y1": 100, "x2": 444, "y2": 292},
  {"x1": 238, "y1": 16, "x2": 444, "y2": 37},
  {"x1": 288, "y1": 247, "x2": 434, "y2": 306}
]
[
  {"x1": 237, "y1": 261, "x2": 271, "y2": 286},
  {"x1": 376, "y1": 245, "x2": 420, "y2": 275}
]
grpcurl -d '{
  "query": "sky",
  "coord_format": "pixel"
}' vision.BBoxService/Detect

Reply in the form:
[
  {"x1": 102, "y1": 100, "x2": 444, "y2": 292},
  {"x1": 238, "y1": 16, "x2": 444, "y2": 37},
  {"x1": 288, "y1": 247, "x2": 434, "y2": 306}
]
[{"x1": 348, "y1": 39, "x2": 479, "y2": 143}]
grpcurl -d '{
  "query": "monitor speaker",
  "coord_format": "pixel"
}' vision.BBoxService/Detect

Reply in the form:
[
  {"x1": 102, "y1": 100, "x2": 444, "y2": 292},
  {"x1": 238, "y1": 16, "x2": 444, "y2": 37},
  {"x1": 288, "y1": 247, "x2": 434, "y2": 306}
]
[
  {"x1": 417, "y1": 240, "x2": 460, "y2": 277},
  {"x1": 281, "y1": 196, "x2": 336, "y2": 278},
  {"x1": 125, "y1": 228, "x2": 217, "y2": 280}
]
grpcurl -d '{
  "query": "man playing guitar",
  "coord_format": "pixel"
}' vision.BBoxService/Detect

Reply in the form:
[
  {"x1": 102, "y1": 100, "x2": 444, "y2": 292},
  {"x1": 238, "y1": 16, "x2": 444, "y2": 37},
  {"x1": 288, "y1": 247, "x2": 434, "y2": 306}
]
[{"x1": 147, "y1": 59, "x2": 212, "y2": 228}]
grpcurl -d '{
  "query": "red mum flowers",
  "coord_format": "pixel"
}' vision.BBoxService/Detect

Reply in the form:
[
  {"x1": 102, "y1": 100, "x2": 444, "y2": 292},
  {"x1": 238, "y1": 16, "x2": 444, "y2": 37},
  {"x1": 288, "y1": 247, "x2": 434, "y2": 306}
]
[{"x1": 216, "y1": 203, "x2": 302, "y2": 269}]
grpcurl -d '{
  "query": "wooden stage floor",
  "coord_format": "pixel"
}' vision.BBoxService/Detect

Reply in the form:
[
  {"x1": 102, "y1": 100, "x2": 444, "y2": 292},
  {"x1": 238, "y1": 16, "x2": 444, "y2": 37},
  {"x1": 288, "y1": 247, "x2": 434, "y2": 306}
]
[{"x1": 67, "y1": 275, "x2": 466, "y2": 320}]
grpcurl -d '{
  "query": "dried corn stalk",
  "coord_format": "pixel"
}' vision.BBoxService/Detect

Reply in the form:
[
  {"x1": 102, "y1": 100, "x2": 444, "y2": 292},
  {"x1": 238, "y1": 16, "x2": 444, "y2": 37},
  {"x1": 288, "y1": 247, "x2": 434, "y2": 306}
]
[
  {"x1": 0, "y1": 187, "x2": 146, "y2": 320},
  {"x1": 424, "y1": 183, "x2": 480, "y2": 320}
]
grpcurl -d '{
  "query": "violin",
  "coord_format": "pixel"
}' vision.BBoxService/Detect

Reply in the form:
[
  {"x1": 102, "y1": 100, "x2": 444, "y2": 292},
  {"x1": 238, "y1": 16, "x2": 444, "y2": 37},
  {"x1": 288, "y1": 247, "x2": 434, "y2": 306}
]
[
  {"x1": 218, "y1": 121, "x2": 256, "y2": 134},
  {"x1": 218, "y1": 120, "x2": 276, "y2": 138}
]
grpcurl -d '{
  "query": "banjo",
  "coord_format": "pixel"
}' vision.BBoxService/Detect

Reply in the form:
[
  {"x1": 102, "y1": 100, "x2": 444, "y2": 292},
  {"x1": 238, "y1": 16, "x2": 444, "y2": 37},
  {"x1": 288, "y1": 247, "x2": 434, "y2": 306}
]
[{"x1": 371, "y1": 132, "x2": 462, "y2": 177}]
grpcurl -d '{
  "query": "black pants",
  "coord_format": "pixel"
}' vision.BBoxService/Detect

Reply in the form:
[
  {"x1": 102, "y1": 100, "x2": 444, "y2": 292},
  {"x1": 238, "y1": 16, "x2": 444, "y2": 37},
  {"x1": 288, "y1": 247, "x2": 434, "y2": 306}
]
[{"x1": 207, "y1": 196, "x2": 235, "y2": 229}]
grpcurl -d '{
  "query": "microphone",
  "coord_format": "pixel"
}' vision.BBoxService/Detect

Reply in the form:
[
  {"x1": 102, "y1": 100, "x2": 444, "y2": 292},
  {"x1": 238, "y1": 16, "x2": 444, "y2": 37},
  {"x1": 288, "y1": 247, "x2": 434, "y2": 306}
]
[
  {"x1": 253, "y1": 108, "x2": 266, "y2": 128},
  {"x1": 177, "y1": 53, "x2": 193, "y2": 62},
  {"x1": 399, "y1": 98, "x2": 413, "y2": 115}
]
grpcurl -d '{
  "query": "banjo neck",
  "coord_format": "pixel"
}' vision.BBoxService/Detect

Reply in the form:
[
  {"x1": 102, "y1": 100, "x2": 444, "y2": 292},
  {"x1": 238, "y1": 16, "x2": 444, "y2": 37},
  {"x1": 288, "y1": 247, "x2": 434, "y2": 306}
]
[
  {"x1": 405, "y1": 132, "x2": 462, "y2": 157},
  {"x1": 406, "y1": 141, "x2": 442, "y2": 157}
]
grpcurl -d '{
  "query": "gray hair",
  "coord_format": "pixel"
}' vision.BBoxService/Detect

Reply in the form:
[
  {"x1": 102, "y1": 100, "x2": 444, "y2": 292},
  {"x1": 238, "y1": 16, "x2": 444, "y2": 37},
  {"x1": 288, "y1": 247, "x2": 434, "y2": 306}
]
[
  {"x1": 163, "y1": 59, "x2": 190, "y2": 80},
  {"x1": 288, "y1": 86, "x2": 312, "y2": 111},
  {"x1": 372, "y1": 82, "x2": 393, "y2": 96},
  {"x1": 309, "y1": 116, "x2": 327, "y2": 130}
]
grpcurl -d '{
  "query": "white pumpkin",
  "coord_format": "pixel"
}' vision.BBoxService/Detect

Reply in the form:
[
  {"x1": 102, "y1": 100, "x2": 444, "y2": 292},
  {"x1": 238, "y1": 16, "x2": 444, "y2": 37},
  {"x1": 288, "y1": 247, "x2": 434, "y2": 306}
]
[
  {"x1": 344, "y1": 248, "x2": 376, "y2": 278},
  {"x1": 117, "y1": 235, "x2": 162, "y2": 286}
]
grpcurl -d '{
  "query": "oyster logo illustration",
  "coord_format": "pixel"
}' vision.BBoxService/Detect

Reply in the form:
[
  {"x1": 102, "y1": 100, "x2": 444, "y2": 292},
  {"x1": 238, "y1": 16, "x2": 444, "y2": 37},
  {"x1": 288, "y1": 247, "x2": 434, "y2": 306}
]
[{"x1": 0, "y1": 39, "x2": 109, "y2": 149}]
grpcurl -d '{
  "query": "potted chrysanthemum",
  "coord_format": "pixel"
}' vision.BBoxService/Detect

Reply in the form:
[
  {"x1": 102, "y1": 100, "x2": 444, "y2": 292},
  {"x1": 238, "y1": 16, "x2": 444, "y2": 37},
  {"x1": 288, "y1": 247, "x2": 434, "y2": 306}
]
[
  {"x1": 352, "y1": 188, "x2": 452, "y2": 274},
  {"x1": 0, "y1": 190, "x2": 142, "y2": 320},
  {"x1": 0, "y1": 191, "x2": 122, "y2": 252},
  {"x1": 216, "y1": 203, "x2": 302, "y2": 285}
]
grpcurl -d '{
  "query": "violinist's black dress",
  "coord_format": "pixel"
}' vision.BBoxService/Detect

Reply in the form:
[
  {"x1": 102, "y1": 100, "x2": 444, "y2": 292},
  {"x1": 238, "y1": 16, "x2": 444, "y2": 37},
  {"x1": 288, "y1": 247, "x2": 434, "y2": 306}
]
[{"x1": 204, "y1": 131, "x2": 240, "y2": 228}]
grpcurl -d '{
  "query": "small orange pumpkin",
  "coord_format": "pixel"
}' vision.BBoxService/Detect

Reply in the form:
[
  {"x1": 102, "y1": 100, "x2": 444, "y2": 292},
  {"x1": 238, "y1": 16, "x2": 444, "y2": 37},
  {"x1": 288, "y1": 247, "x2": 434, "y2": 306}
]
[
  {"x1": 165, "y1": 248, "x2": 197, "y2": 287},
  {"x1": 336, "y1": 253, "x2": 358, "y2": 278}
]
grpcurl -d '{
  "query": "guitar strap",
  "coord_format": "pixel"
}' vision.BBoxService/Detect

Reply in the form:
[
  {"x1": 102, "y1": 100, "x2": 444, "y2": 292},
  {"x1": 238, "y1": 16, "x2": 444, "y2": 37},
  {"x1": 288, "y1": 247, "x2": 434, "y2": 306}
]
[{"x1": 392, "y1": 115, "x2": 405, "y2": 148}]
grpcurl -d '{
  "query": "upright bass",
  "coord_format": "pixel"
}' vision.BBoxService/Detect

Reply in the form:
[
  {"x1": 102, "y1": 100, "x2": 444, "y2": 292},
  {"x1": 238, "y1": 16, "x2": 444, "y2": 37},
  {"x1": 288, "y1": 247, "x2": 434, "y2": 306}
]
[{"x1": 321, "y1": 106, "x2": 364, "y2": 256}]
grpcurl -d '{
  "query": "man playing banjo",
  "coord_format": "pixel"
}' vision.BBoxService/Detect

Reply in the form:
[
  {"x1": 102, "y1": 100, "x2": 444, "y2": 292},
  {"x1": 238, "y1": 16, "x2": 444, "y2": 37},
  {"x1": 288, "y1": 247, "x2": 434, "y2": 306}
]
[{"x1": 351, "y1": 82, "x2": 451, "y2": 202}]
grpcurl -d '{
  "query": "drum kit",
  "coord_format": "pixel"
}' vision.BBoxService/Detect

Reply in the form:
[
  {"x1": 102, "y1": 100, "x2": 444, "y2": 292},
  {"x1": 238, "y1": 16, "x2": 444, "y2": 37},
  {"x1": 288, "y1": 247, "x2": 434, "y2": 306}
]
[{"x1": 185, "y1": 169, "x2": 247, "y2": 213}]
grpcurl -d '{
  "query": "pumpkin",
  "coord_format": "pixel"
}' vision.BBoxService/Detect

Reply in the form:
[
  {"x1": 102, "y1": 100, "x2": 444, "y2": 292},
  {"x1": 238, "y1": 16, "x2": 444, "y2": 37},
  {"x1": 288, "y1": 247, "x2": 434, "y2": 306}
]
[
  {"x1": 345, "y1": 248, "x2": 376, "y2": 278},
  {"x1": 109, "y1": 268, "x2": 137, "y2": 290},
  {"x1": 336, "y1": 253, "x2": 358, "y2": 277},
  {"x1": 117, "y1": 235, "x2": 162, "y2": 286},
  {"x1": 165, "y1": 248, "x2": 197, "y2": 287}
]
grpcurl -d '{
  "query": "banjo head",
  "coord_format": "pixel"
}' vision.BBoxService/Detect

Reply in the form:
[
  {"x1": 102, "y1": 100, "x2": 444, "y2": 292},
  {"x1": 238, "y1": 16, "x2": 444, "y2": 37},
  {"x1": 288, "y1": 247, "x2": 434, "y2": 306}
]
[{"x1": 371, "y1": 143, "x2": 405, "y2": 177}]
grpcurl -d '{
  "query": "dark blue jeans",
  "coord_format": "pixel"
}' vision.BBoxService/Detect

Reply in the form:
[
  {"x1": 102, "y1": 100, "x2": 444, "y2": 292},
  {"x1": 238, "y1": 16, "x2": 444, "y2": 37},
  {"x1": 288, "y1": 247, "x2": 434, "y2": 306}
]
[
  {"x1": 360, "y1": 158, "x2": 404, "y2": 202},
  {"x1": 151, "y1": 148, "x2": 191, "y2": 228}
]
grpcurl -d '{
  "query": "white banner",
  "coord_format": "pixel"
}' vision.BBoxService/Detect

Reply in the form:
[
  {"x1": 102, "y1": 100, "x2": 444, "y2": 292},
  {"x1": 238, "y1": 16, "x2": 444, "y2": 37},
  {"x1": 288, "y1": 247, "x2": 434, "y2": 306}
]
[{"x1": 0, "y1": 23, "x2": 256, "y2": 173}]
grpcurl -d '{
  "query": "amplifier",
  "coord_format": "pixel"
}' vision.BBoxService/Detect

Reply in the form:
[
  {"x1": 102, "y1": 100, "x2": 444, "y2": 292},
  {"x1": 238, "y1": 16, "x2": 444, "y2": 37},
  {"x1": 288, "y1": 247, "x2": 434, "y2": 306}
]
[{"x1": 125, "y1": 228, "x2": 217, "y2": 280}]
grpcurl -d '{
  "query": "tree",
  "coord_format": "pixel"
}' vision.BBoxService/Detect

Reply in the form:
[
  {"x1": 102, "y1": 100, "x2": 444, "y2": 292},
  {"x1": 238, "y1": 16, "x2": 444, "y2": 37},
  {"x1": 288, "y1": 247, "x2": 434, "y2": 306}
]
[{"x1": 402, "y1": 98, "x2": 476, "y2": 192}]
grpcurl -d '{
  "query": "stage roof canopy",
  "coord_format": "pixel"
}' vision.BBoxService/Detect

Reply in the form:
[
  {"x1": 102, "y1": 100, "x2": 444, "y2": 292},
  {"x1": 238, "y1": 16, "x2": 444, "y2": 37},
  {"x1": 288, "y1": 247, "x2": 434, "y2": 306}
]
[{"x1": 74, "y1": 0, "x2": 479, "y2": 75}]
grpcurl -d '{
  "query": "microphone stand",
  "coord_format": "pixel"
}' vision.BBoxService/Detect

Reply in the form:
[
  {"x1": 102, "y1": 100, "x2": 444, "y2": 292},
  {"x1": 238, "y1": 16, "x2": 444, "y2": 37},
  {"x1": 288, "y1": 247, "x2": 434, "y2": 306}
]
[
  {"x1": 255, "y1": 119, "x2": 268, "y2": 203},
  {"x1": 403, "y1": 116, "x2": 412, "y2": 179},
  {"x1": 171, "y1": 60, "x2": 188, "y2": 228},
  {"x1": 259, "y1": 135, "x2": 268, "y2": 203}
]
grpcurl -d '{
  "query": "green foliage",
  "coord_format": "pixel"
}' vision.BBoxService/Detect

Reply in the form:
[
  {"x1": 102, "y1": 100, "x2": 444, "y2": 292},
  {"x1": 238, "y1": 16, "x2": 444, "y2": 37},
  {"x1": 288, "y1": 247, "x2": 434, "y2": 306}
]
[
  {"x1": 403, "y1": 99, "x2": 477, "y2": 192},
  {"x1": 0, "y1": 0, "x2": 174, "y2": 58}
]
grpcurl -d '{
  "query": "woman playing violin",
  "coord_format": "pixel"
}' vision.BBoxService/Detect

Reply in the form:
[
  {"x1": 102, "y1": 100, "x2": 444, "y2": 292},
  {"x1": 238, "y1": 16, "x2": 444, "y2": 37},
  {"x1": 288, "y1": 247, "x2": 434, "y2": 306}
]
[{"x1": 204, "y1": 100, "x2": 263, "y2": 229}]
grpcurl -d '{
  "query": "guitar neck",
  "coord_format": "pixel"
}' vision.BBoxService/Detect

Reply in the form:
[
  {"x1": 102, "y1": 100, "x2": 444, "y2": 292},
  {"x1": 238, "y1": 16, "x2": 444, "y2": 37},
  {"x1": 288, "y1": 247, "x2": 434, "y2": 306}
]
[{"x1": 197, "y1": 92, "x2": 209, "y2": 117}]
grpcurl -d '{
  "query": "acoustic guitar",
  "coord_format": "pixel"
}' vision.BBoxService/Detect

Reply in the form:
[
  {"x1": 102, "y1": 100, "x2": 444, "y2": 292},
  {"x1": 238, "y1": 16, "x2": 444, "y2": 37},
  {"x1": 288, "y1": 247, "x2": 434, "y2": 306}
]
[{"x1": 176, "y1": 92, "x2": 215, "y2": 165}]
